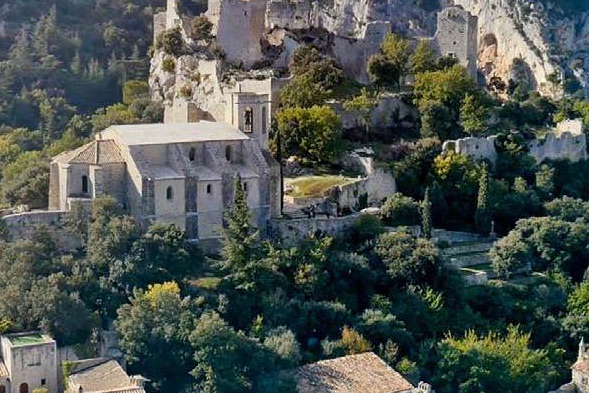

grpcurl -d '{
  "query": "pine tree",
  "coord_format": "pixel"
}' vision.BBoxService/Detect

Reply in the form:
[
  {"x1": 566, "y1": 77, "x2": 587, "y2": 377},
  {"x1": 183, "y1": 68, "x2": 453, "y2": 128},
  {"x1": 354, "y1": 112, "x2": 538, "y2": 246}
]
[
  {"x1": 421, "y1": 187, "x2": 433, "y2": 239},
  {"x1": 475, "y1": 163, "x2": 492, "y2": 235},
  {"x1": 220, "y1": 174, "x2": 259, "y2": 287}
]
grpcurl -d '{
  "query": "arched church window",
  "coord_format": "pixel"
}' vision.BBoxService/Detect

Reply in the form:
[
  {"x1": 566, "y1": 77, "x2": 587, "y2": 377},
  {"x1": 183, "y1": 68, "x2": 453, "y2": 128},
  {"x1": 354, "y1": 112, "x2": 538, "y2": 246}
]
[
  {"x1": 206, "y1": 184, "x2": 212, "y2": 194},
  {"x1": 225, "y1": 145, "x2": 232, "y2": 161},
  {"x1": 20, "y1": 383, "x2": 28, "y2": 393},
  {"x1": 189, "y1": 147, "x2": 196, "y2": 161},
  {"x1": 244, "y1": 107, "x2": 253, "y2": 133},
  {"x1": 82, "y1": 175, "x2": 89, "y2": 194},
  {"x1": 243, "y1": 182, "x2": 248, "y2": 193},
  {"x1": 0, "y1": 385, "x2": 6, "y2": 393},
  {"x1": 261, "y1": 107, "x2": 267, "y2": 134},
  {"x1": 166, "y1": 186, "x2": 173, "y2": 200}
]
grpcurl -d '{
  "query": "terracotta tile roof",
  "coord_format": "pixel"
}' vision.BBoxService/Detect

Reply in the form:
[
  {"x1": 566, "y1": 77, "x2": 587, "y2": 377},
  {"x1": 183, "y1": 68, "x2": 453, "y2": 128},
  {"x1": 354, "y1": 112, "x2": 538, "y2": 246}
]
[
  {"x1": 572, "y1": 359, "x2": 589, "y2": 373},
  {"x1": 0, "y1": 358, "x2": 8, "y2": 379},
  {"x1": 68, "y1": 358, "x2": 140, "y2": 393},
  {"x1": 53, "y1": 140, "x2": 124, "y2": 165},
  {"x1": 296, "y1": 352, "x2": 415, "y2": 393}
]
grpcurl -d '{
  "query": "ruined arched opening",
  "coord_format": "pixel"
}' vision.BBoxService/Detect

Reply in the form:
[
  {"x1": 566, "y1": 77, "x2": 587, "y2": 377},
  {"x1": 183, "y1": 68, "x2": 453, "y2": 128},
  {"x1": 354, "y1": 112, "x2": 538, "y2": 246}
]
[{"x1": 482, "y1": 33, "x2": 498, "y2": 57}]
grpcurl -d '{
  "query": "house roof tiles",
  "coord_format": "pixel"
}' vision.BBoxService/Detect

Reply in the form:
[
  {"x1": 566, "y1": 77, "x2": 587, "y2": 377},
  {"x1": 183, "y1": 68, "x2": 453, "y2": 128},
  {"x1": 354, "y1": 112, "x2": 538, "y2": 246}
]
[
  {"x1": 53, "y1": 140, "x2": 124, "y2": 165},
  {"x1": 68, "y1": 358, "x2": 140, "y2": 393},
  {"x1": 296, "y1": 352, "x2": 415, "y2": 393}
]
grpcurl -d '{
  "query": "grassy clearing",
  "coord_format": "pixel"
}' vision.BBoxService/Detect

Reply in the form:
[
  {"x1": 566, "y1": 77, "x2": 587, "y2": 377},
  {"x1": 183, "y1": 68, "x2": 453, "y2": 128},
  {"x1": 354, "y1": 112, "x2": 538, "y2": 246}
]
[{"x1": 286, "y1": 175, "x2": 358, "y2": 198}]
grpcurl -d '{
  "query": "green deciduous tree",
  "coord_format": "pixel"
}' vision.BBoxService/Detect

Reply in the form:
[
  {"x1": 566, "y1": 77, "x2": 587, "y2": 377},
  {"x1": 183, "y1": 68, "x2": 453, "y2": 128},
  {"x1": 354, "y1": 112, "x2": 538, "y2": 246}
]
[
  {"x1": 116, "y1": 282, "x2": 197, "y2": 392},
  {"x1": 433, "y1": 327, "x2": 564, "y2": 393},
  {"x1": 379, "y1": 193, "x2": 421, "y2": 227},
  {"x1": 190, "y1": 311, "x2": 295, "y2": 393},
  {"x1": 343, "y1": 88, "x2": 378, "y2": 137},
  {"x1": 367, "y1": 33, "x2": 410, "y2": 89},
  {"x1": 459, "y1": 93, "x2": 490, "y2": 135},
  {"x1": 410, "y1": 39, "x2": 437, "y2": 75},
  {"x1": 275, "y1": 105, "x2": 342, "y2": 162},
  {"x1": 375, "y1": 230, "x2": 441, "y2": 287}
]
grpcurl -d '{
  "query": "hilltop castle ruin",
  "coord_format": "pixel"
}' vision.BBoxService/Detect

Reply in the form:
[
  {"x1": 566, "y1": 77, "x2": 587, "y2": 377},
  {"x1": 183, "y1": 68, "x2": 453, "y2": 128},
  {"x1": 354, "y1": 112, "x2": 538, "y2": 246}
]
[{"x1": 151, "y1": 0, "x2": 479, "y2": 126}]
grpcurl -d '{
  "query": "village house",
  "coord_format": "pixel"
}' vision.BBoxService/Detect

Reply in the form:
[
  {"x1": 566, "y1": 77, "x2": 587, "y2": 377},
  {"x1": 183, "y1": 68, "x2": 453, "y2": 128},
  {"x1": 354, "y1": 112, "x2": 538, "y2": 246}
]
[
  {"x1": 295, "y1": 352, "x2": 432, "y2": 393},
  {"x1": 0, "y1": 333, "x2": 58, "y2": 393}
]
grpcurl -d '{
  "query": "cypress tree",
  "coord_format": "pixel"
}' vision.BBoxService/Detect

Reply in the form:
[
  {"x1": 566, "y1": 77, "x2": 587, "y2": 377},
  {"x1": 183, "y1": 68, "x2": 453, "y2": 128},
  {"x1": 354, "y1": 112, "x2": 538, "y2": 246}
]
[
  {"x1": 220, "y1": 174, "x2": 259, "y2": 285},
  {"x1": 421, "y1": 187, "x2": 433, "y2": 239},
  {"x1": 475, "y1": 163, "x2": 492, "y2": 235}
]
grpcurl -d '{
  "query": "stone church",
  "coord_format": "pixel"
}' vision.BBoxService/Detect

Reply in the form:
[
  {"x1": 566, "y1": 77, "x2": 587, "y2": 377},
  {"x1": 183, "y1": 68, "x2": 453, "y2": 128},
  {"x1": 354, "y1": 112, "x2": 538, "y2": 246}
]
[{"x1": 48, "y1": 97, "x2": 280, "y2": 251}]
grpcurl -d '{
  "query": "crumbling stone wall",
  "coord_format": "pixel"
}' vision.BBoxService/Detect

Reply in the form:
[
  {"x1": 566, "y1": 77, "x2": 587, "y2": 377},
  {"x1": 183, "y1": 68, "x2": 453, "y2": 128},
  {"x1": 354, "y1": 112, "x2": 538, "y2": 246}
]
[
  {"x1": 442, "y1": 136, "x2": 498, "y2": 163},
  {"x1": 269, "y1": 212, "x2": 362, "y2": 247},
  {"x1": 442, "y1": 130, "x2": 588, "y2": 165}
]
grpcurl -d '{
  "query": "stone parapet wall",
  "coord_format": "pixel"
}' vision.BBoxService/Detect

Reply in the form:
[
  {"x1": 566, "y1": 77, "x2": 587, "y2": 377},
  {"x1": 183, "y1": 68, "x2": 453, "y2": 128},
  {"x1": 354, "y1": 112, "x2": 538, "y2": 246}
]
[
  {"x1": 3, "y1": 211, "x2": 81, "y2": 251},
  {"x1": 269, "y1": 213, "x2": 361, "y2": 247}
]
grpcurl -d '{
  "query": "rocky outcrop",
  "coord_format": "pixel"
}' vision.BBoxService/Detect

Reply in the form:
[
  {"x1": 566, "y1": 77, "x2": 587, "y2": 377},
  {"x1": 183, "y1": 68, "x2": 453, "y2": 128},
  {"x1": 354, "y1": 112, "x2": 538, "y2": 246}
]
[{"x1": 455, "y1": 0, "x2": 589, "y2": 95}]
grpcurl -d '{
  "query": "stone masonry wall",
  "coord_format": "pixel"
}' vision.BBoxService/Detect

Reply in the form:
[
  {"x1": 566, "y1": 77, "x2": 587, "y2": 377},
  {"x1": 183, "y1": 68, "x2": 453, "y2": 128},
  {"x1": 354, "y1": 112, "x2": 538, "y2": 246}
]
[
  {"x1": 269, "y1": 213, "x2": 362, "y2": 247},
  {"x1": 443, "y1": 132, "x2": 587, "y2": 165},
  {"x1": 2, "y1": 211, "x2": 81, "y2": 251}
]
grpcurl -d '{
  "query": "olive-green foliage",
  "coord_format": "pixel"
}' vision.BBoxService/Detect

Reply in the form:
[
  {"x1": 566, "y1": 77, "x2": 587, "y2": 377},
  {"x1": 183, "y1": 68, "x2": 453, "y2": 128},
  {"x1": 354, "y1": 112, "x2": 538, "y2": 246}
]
[
  {"x1": 162, "y1": 56, "x2": 176, "y2": 73},
  {"x1": 432, "y1": 151, "x2": 480, "y2": 228},
  {"x1": 410, "y1": 40, "x2": 437, "y2": 75},
  {"x1": 414, "y1": 65, "x2": 488, "y2": 140},
  {"x1": 0, "y1": 151, "x2": 49, "y2": 208},
  {"x1": 275, "y1": 105, "x2": 342, "y2": 162},
  {"x1": 349, "y1": 214, "x2": 385, "y2": 243},
  {"x1": 190, "y1": 311, "x2": 297, "y2": 393},
  {"x1": 392, "y1": 138, "x2": 442, "y2": 198},
  {"x1": 122, "y1": 80, "x2": 150, "y2": 106},
  {"x1": 490, "y1": 216, "x2": 589, "y2": 281},
  {"x1": 367, "y1": 33, "x2": 410, "y2": 89},
  {"x1": 379, "y1": 193, "x2": 421, "y2": 227},
  {"x1": 116, "y1": 282, "x2": 197, "y2": 392},
  {"x1": 159, "y1": 27, "x2": 184, "y2": 56},
  {"x1": 281, "y1": 46, "x2": 343, "y2": 108},
  {"x1": 191, "y1": 15, "x2": 213, "y2": 41},
  {"x1": 375, "y1": 230, "x2": 441, "y2": 287},
  {"x1": 544, "y1": 196, "x2": 589, "y2": 222},
  {"x1": 433, "y1": 326, "x2": 565, "y2": 393}
]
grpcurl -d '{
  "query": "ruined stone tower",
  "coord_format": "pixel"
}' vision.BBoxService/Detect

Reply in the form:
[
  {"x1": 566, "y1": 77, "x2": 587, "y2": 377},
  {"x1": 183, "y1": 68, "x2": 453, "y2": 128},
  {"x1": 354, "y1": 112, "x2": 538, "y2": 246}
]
[
  {"x1": 206, "y1": 0, "x2": 267, "y2": 67},
  {"x1": 434, "y1": 5, "x2": 478, "y2": 81}
]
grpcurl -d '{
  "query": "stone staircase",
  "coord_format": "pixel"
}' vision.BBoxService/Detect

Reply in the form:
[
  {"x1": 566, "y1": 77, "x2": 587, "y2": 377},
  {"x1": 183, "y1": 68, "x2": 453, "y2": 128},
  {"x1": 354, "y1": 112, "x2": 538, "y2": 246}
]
[{"x1": 441, "y1": 241, "x2": 495, "y2": 268}]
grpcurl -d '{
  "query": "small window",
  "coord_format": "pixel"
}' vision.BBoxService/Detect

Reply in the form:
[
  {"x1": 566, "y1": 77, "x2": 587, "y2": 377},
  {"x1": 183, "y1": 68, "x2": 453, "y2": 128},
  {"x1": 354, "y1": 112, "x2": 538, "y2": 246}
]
[
  {"x1": 244, "y1": 107, "x2": 253, "y2": 133},
  {"x1": 82, "y1": 175, "x2": 88, "y2": 193},
  {"x1": 225, "y1": 145, "x2": 232, "y2": 161},
  {"x1": 243, "y1": 182, "x2": 248, "y2": 193},
  {"x1": 189, "y1": 147, "x2": 196, "y2": 161},
  {"x1": 41, "y1": 379, "x2": 46, "y2": 386},
  {"x1": 166, "y1": 186, "x2": 173, "y2": 200},
  {"x1": 261, "y1": 107, "x2": 267, "y2": 134},
  {"x1": 206, "y1": 184, "x2": 212, "y2": 194}
]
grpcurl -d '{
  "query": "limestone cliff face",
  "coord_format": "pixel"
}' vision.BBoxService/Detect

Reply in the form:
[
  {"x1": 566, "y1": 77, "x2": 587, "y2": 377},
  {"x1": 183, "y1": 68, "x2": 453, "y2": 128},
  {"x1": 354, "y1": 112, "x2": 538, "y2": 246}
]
[
  {"x1": 150, "y1": 0, "x2": 589, "y2": 120},
  {"x1": 455, "y1": 0, "x2": 589, "y2": 95}
]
